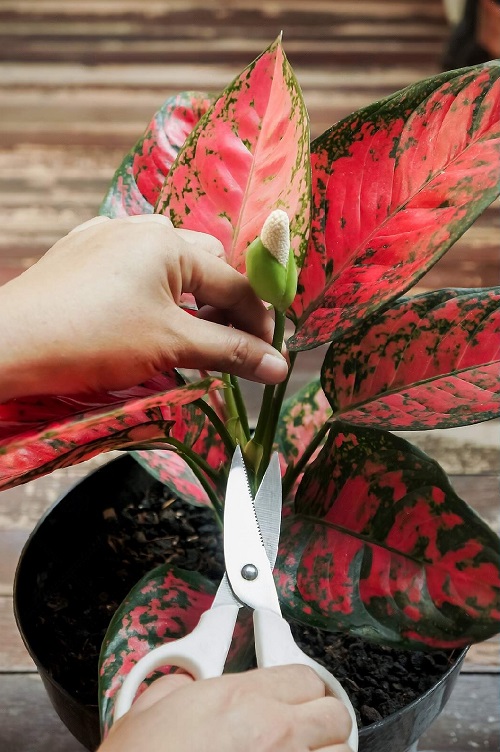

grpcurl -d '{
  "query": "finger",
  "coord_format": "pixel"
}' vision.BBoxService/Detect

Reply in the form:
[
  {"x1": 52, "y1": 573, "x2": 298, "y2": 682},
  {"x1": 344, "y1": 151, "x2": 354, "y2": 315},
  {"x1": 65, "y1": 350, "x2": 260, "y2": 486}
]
[
  {"x1": 177, "y1": 243, "x2": 275, "y2": 344},
  {"x1": 174, "y1": 228, "x2": 226, "y2": 259},
  {"x1": 127, "y1": 673, "x2": 194, "y2": 716},
  {"x1": 295, "y1": 697, "x2": 353, "y2": 749},
  {"x1": 316, "y1": 746, "x2": 354, "y2": 752},
  {"x1": 168, "y1": 308, "x2": 288, "y2": 384},
  {"x1": 124, "y1": 213, "x2": 173, "y2": 228},
  {"x1": 68, "y1": 216, "x2": 110, "y2": 234},
  {"x1": 234, "y1": 665, "x2": 327, "y2": 705}
]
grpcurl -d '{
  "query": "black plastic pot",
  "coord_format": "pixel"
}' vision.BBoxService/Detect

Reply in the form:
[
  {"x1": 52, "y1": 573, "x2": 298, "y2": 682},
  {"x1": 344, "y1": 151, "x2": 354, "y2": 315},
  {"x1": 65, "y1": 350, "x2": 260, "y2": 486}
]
[{"x1": 14, "y1": 455, "x2": 467, "y2": 752}]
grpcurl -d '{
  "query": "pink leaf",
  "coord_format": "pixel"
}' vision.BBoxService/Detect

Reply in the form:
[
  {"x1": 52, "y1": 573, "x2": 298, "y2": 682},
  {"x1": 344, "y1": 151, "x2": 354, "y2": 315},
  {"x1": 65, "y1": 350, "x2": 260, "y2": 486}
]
[
  {"x1": 290, "y1": 63, "x2": 500, "y2": 349},
  {"x1": 156, "y1": 36, "x2": 311, "y2": 275},
  {"x1": 100, "y1": 92, "x2": 214, "y2": 217},
  {"x1": 0, "y1": 378, "x2": 222, "y2": 491}
]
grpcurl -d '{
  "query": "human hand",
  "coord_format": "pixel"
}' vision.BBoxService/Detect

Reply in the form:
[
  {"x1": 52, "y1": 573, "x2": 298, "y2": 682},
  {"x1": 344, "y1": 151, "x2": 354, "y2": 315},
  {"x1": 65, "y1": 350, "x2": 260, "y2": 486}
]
[
  {"x1": 99, "y1": 666, "x2": 353, "y2": 752},
  {"x1": 0, "y1": 215, "x2": 288, "y2": 400}
]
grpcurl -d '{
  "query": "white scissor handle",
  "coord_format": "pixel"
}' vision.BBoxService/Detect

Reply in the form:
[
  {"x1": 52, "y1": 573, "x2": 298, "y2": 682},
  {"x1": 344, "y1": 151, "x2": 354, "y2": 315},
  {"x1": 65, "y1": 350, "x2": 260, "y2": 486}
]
[
  {"x1": 113, "y1": 604, "x2": 240, "y2": 723},
  {"x1": 253, "y1": 609, "x2": 359, "y2": 752}
]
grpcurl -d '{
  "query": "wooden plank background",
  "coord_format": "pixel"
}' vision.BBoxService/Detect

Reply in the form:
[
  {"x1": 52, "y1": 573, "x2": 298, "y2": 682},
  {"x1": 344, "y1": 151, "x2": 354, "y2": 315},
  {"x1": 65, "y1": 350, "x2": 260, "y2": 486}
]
[{"x1": 0, "y1": 1, "x2": 498, "y2": 750}]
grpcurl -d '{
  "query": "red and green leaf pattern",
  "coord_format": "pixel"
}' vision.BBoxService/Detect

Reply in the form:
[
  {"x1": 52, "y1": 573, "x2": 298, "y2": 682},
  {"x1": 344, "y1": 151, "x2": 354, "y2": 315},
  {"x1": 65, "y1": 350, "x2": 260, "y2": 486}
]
[
  {"x1": 289, "y1": 62, "x2": 500, "y2": 350},
  {"x1": 276, "y1": 422, "x2": 500, "y2": 649},
  {"x1": 156, "y1": 37, "x2": 311, "y2": 274},
  {"x1": 133, "y1": 450, "x2": 214, "y2": 508},
  {"x1": 0, "y1": 378, "x2": 222, "y2": 491},
  {"x1": 133, "y1": 415, "x2": 229, "y2": 503},
  {"x1": 99, "y1": 566, "x2": 217, "y2": 736},
  {"x1": 99, "y1": 565, "x2": 254, "y2": 736},
  {"x1": 99, "y1": 92, "x2": 213, "y2": 218},
  {"x1": 321, "y1": 288, "x2": 500, "y2": 429},
  {"x1": 276, "y1": 379, "x2": 331, "y2": 467}
]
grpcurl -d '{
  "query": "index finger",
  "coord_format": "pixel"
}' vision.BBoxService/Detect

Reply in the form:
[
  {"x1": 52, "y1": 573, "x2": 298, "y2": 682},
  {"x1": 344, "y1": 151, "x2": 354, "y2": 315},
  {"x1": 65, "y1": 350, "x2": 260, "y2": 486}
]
[
  {"x1": 235, "y1": 665, "x2": 327, "y2": 705},
  {"x1": 178, "y1": 240, "x2": 276, "y2": 345}
]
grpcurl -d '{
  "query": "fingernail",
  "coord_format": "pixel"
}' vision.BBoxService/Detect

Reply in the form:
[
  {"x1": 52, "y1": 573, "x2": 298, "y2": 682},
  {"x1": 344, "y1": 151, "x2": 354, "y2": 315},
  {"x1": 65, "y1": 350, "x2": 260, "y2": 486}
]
[{"x1": 255, "y1": 352, "x2": 289, "y2": 383}]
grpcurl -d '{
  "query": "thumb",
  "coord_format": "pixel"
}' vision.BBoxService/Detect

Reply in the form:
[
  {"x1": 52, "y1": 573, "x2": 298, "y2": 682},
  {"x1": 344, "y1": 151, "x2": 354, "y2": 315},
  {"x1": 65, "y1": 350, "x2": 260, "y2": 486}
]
[
  {"x1": 126, "y1": 673, "x2": 194, "y2": 716},
  {"x1": 167, "y1": 309, "x2": 289, "y2": 385}
]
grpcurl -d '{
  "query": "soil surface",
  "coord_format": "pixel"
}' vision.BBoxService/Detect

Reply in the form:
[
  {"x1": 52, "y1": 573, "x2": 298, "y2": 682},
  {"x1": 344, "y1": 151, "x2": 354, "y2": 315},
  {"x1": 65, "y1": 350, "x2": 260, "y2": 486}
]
[{"x1": 32, "y1": 481, "x2": 456, "y2": 728}]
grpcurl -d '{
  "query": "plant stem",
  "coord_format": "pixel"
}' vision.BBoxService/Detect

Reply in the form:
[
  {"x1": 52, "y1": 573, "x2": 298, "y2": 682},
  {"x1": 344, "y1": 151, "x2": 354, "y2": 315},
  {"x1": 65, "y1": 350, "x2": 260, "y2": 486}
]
[
  {"x1": 160, "y1": 437, "x2": 221, "y2": 485},
  {"x1": 258, "y1": 351, "x2": 296, "y2": 481},
  {"x1": 199, "y1": 369, "x2": 228, "y2": 421},
  {"x1": 181, "y1": 453, "x2": 224, "y2": 525},
  {"x1": 230, "y1": 375, "x2": 251, "y2": 441},
  {"x1": 252, "y1": 310, "x2": 286, "y2": 449},
  {"x1": 194, "y1": 398, "x2": 235, "y2": 456},
  {"x1": 121, "y1": 438, "x2": 224, "y2": 524},
  {"x1": 222, "y1": 373, "x2": 238, "y2": 420},
  {"x1": 281, "y1": 418, "x2": 332, "y2": 500}
]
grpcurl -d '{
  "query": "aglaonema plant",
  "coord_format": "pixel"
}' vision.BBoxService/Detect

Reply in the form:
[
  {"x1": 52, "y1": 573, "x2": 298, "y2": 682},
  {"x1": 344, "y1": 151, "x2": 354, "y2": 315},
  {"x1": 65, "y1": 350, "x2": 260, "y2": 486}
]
[{"x1": 1, "y1": 38, "x2": 499, "y2": 732}]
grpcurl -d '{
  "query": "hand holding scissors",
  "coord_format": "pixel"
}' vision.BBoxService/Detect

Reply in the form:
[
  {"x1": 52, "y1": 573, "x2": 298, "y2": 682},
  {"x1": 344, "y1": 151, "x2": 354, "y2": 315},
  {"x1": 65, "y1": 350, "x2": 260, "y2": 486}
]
[{"x1": 114, "y1": 447, "x2": 359, "y2": 751}]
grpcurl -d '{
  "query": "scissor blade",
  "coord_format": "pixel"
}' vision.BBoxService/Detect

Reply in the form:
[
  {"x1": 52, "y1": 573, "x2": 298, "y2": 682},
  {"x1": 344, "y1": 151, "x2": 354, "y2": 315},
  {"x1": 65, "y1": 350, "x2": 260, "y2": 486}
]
[
  {"x1": 223, "y1": 447, "x2": 280, "y2": 613},
  {"x1": 253, "y1": 452, "x2": 282, "y2": 571}
]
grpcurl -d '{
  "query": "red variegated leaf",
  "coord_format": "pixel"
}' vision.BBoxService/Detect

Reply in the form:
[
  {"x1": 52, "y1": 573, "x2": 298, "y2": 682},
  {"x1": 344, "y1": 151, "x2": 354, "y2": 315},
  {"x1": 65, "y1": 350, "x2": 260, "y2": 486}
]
[
  {"x1": 0, "y1": 378, "x2": 222, "y2": 491},
  {"x1": 99, "y1": 565, "x2": 254, "y2": 736},
  {"x1": 133, "y1": 413, "x2": 229, "y2": 505},
  {"x1": 0, "y1": 373, "x2": 185, "y2": 441},
  {"x1": 276, "y1": 379, "x2": 331, "y2": 467},
  {"x1": 156, "y1": 37, "x2": 311, "y2": 274},
  {"x1": 99, "y1": 566, "x2": 216, "y2": 735},
  {"x1": 289, "y1": 62, "x2": 500, "y2": 350},
  {"x1": 322, "y1": 288, "x2": 500, "y2": 429},
  {"x1": 276, "y1": 422, "x2": 500, "y2": 649},
  {"x1": 99, "y1": 92, "x2": 214, "y2": 218},
  {"x1": 191, "y1": 418, "x2": 229, "y2": 475},
  {"x1": 133, "y1": 450, "x2": 214, "y2": 508}
]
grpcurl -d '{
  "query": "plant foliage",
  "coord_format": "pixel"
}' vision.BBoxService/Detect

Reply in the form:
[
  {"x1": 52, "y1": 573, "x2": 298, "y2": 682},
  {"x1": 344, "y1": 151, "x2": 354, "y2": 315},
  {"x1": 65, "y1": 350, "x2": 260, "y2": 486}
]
[{"x1": 1, "y1": 38, "x2": 499, "y2": 724}]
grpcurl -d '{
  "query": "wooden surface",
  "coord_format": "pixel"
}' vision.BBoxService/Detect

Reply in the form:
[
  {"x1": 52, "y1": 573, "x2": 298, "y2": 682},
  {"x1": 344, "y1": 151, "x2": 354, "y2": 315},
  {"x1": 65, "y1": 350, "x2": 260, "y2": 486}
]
[{"x1": 0, "y1": 1, "x2": 499, "y2": 750}]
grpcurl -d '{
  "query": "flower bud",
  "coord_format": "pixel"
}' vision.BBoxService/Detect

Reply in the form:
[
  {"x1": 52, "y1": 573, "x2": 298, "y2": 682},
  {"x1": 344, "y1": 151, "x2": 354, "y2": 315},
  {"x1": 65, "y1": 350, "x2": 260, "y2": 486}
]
[{"x1": 246, "y1": 210, "x2": 297, "y2": 311}]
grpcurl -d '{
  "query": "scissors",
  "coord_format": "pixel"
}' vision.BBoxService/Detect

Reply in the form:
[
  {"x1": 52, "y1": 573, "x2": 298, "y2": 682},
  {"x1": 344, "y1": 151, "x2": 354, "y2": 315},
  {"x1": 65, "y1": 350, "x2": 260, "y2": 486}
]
[{"x1": 114, "y1": 447, "x2": 359, "y2": 750}]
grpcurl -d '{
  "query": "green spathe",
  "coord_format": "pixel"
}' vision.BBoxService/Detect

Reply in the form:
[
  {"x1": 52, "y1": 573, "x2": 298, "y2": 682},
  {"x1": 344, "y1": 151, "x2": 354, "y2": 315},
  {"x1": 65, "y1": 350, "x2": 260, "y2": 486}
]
[
  {"x1": 246, "y1": 209, "x2": 297, "y2": 312},
  {"x1": 246, "y1": 238, "x2": 297, "y2": 311}
]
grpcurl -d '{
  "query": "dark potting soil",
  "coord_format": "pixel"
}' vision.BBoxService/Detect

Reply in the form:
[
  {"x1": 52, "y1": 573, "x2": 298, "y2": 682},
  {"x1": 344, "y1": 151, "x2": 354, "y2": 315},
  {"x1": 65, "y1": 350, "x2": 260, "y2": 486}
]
[{"x1": 33, "y1": 481, "x2": 456, "y2": 729}]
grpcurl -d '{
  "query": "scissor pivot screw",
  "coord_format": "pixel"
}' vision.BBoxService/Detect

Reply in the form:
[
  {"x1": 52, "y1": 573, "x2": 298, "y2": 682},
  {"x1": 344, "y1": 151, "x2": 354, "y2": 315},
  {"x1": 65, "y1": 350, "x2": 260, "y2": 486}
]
[{"x1": 241, "y1": 564, "x2": 258, "y2": 581}]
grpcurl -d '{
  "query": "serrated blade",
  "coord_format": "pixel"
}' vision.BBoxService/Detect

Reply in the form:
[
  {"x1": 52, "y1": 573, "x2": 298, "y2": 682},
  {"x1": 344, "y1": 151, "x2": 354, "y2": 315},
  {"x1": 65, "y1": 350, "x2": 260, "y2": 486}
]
[
  {"x1": 223, "y1": 447, "x2": 281, "y2": 613},
  {"x1": 253, "y1": 452, "x2": 282, "y2": 570}
]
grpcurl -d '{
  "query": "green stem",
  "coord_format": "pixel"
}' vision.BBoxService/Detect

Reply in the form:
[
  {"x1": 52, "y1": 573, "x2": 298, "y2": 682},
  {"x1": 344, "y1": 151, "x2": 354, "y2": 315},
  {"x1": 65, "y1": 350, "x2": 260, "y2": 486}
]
[
  {"x1": 181, "y1": 454, "x2": 224, "y2": 526},
  {"x1": 252, "y1": 310, "x2": 287, "y2": 448},
  {"x1": 194, "y1": 398, "x2": 235, "y2": 456},
  {"x1": 123, "y1": 438, "x2": 223, "y2": 524},
  {"x1": 230, "y1": 375, "x2": 251, "y2": 441},
  {"x1": 222, "y1": 373, "x2": 238, "y2": 421},
  {"x1": 162, "y1": 437, "x2": 221, "y2": 485},
  {"x1": 259, "y1": 351, "x2": 297, "y2": 481}
]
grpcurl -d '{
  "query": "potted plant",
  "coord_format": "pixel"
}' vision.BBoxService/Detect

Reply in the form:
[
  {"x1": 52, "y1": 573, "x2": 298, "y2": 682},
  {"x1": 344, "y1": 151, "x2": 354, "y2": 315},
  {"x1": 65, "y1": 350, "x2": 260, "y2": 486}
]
[{"x1": 4, "y1": 37, "x2": 500, "y2": 751}]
